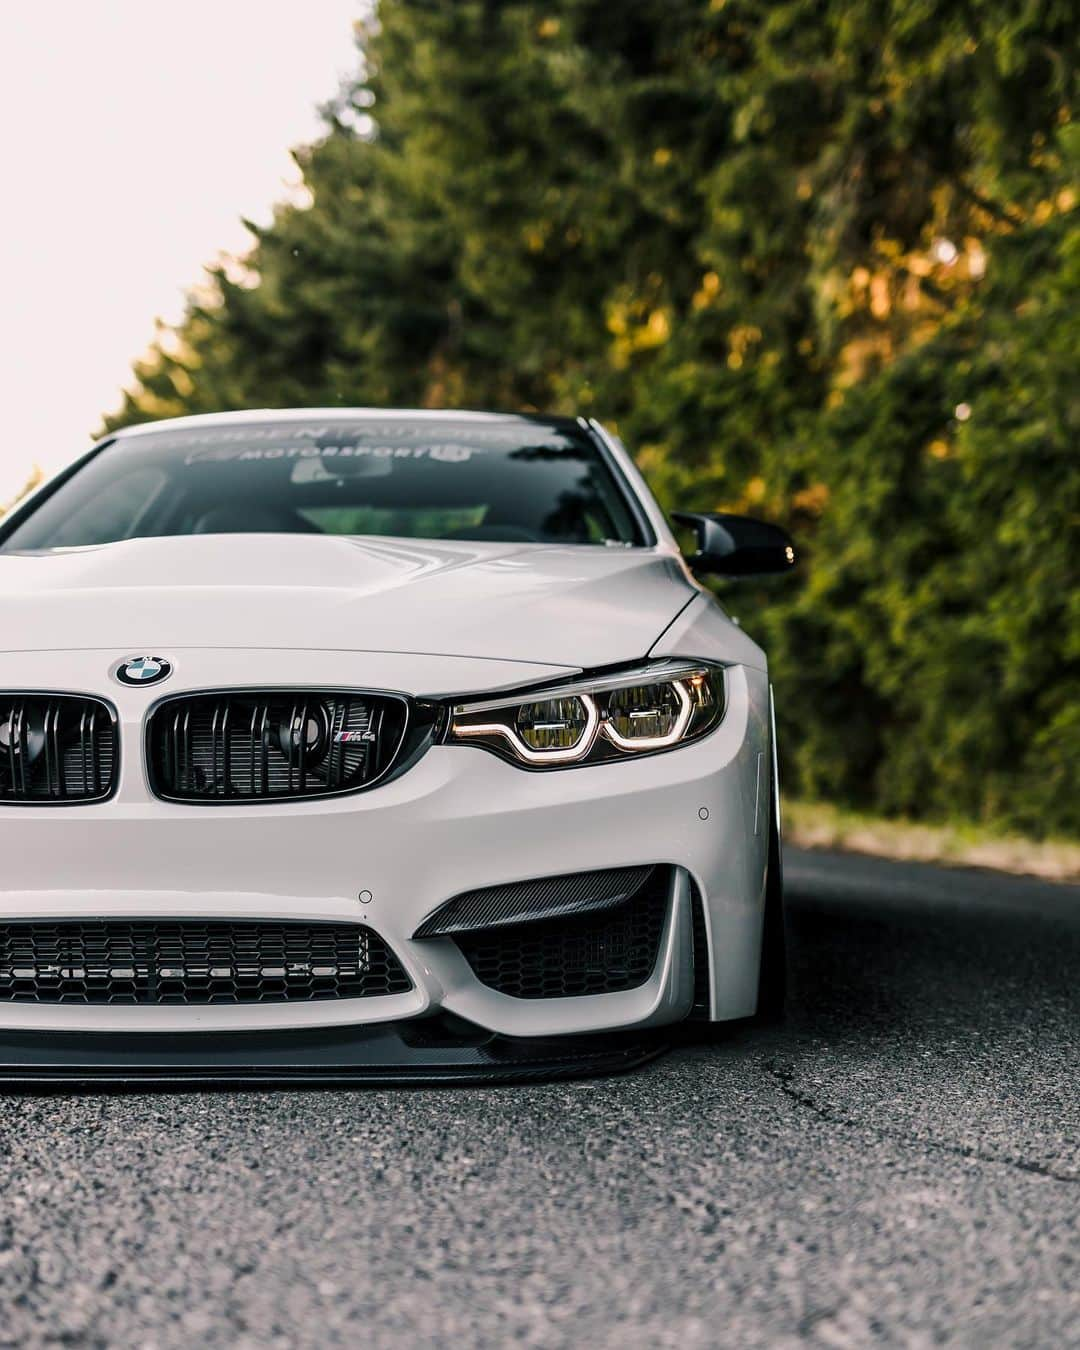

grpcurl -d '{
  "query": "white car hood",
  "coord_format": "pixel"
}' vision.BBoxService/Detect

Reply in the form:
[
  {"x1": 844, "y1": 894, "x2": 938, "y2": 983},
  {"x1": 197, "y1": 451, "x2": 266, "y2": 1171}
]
[{"x1": 0, "y1": 534, "x2": 697, "y2": 670}]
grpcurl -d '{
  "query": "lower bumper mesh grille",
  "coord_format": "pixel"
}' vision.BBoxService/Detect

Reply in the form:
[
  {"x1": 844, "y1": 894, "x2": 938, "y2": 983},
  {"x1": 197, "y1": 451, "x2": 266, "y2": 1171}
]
[
  {"x1": 453, "y1": 869, "x2": 670, "y2": 999},
  {"x1": 0, "y1": 921, "x2": 412, "y2": 1006}
]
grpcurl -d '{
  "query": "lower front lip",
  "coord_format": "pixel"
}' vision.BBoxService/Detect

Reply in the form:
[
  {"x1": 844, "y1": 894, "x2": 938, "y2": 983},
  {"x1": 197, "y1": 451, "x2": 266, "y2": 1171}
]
[{"x1": 0, "y1": 1021, "x2": 671, "y2": 1084}]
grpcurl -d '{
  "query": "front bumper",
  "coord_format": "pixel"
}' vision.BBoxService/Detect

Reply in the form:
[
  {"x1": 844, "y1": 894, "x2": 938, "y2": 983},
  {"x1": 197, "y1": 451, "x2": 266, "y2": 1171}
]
[{"x1": 0, "y1": 647, "x2": 771, "y2": 1058}]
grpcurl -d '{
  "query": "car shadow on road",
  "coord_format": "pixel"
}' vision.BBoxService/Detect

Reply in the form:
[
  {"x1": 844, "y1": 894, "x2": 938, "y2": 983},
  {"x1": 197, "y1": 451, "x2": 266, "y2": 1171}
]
[
  {"x1": 655, "y1": 848, "x2": 1080, "y2": 1185},
  {"x1": 779, "y1": 848, "x2": 1080, "y2": 1044},
  {"x1": 677, "y1": 847, "x2": 1080, "y2": 1088}
]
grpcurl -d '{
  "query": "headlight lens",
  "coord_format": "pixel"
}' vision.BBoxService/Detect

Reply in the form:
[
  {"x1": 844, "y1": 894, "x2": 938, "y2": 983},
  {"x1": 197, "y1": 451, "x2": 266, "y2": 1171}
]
[
  {"x1": 446, "y1": 661, "x2": 724, "y2": 768},
  {"x1": 604, "y1": 680, "x2": 689, "y2": 747},
  {"x1": 516, "y1": 696, "x2": 594, "y2": 752}
]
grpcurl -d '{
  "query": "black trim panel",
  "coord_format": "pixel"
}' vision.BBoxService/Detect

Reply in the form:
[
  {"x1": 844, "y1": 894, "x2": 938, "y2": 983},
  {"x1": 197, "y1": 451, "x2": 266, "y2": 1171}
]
[
  {"x1": 689, "y1": 882, "x2": 711, "y2": 1020},
  {"x1": 0, "y1": 1023, "x2": 669, "y2": 1086}
]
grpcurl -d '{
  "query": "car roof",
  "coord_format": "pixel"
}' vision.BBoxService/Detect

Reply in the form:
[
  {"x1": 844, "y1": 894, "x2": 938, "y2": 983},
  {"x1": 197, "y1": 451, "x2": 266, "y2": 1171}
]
[{"x1": 112, "y1": 408, "x2": 587, "y2": 439}]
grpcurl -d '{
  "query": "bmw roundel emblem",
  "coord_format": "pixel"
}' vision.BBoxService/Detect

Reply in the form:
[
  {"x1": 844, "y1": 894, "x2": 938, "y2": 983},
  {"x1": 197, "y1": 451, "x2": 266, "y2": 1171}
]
[{"x1": 113, "y1": 655, "x2": 173, "y2": 687}]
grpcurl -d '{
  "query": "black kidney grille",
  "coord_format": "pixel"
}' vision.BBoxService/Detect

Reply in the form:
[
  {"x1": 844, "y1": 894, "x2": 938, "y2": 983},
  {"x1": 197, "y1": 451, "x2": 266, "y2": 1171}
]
[
  {"x1": 0, "y1": 921, "x2": 412, "y2": 1005},
  {"x1": 0, "y1": 695, "x2": 116, "y2": 804},
  {"x1": 453, "y1": 869, "x2": 670, "y2": 999},
  {"x1": 148, "y1": 691, "x2": 407, "y2": 801}
]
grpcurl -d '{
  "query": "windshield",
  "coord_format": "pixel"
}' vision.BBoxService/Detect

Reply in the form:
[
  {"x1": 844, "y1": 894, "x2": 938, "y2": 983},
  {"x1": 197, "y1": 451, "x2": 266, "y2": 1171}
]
[{"x1": 1, "y1": 416, "x2": 646, "y2": 550}]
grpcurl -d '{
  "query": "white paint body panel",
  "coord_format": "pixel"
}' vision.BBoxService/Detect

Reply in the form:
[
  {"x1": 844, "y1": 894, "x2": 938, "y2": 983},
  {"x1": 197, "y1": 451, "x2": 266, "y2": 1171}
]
[
  {"x1": 0, "y1": 533, "x2": 696, "y2": 670},
  {"x1": 0, "y1": 410, "x2": 773, "y2": 1038}
]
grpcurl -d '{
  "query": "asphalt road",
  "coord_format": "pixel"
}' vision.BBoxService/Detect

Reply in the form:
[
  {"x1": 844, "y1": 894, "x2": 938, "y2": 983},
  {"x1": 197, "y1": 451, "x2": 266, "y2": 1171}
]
[{"x1": 1, "y1": 849, "x2": 1077, "y2": 1348}]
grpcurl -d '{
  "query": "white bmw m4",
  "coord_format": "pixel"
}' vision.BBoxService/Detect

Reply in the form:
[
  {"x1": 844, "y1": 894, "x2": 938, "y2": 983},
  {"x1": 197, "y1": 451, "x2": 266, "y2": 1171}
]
[{"x1": 0, "y1": 409, "x2": 795, "y2": 1083}]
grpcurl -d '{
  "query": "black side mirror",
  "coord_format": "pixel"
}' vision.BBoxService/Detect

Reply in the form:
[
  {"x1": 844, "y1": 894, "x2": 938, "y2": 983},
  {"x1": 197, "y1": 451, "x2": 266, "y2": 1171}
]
[{"x1": 671, "y1": 511, "x2": 796, "y2": 577}]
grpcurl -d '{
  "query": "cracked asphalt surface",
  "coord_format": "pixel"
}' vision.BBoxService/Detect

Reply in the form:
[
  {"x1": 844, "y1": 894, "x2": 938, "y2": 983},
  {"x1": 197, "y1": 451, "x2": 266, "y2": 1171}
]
[{"x1": 0, "y1": 848, "x2": 1076, "y2": 1348}]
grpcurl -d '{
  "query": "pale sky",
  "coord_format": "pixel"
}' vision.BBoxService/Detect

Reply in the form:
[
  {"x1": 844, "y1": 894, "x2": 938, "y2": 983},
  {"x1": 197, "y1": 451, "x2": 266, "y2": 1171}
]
[{"x1": 0, "y1": 0, "x2": 360, "y2": 504}]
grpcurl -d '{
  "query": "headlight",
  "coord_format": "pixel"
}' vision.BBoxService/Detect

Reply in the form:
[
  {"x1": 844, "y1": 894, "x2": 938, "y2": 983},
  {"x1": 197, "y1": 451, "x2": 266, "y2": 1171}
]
[{"x1": 446, "y1": 661, "x2": 724, "y2": 768}]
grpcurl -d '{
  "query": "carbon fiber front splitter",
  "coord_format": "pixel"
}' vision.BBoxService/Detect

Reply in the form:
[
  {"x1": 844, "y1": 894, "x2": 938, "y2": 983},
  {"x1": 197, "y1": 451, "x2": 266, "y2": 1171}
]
[{"x1": 0, "y1": 1019, "x2": 670, "y2": 1087}]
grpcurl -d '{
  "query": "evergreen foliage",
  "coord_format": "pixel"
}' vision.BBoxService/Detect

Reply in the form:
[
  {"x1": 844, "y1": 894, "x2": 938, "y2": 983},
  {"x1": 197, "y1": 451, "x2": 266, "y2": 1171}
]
[{"x1": 102, "y1": 0, "x2": 1080, "y2": 835}]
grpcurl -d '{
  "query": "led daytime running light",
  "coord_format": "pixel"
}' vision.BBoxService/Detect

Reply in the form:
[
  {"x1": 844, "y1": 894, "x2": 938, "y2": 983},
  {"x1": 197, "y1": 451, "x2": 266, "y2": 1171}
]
[
  {"x1": 601, "y1": 677, "x2": 693, "y2": 751},
  {"x1": 452, "y1": 693, "x2": 601, "y2": 764}
]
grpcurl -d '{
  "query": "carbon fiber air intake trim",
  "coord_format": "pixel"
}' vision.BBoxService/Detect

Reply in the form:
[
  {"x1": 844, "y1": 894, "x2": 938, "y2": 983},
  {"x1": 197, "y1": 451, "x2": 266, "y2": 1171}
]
[{"x1": 413, "y1": 865, "x2": 656, "y2": 939}]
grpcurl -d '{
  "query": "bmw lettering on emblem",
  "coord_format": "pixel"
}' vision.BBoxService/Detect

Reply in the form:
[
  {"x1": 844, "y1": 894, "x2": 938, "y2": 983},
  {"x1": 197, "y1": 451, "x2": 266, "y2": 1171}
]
[{"x1": 114, "y1": 655, "x2": 173, "y2": 687}]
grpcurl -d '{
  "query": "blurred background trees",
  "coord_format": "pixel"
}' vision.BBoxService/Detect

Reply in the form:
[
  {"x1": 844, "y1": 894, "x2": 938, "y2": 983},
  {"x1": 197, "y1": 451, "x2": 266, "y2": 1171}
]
[
  {"x1": 0, "y1": 467, "x2": 44, "y2": 518},
  {"x1": 102, "y1": 0, "x2": 1079, "y2": 835}
]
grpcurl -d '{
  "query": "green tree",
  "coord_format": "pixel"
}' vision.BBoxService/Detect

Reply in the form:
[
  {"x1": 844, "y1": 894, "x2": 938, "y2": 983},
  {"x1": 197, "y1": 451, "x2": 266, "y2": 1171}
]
[{"x1": 103, "y1": 0, "x2": 1080, "y2": 834}]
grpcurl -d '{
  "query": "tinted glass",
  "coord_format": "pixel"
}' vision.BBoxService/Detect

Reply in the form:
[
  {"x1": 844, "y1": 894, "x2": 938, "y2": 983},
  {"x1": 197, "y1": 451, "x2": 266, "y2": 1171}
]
[{"x1": 2, "y1": 417, "x2": 645, "y2": 550}]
